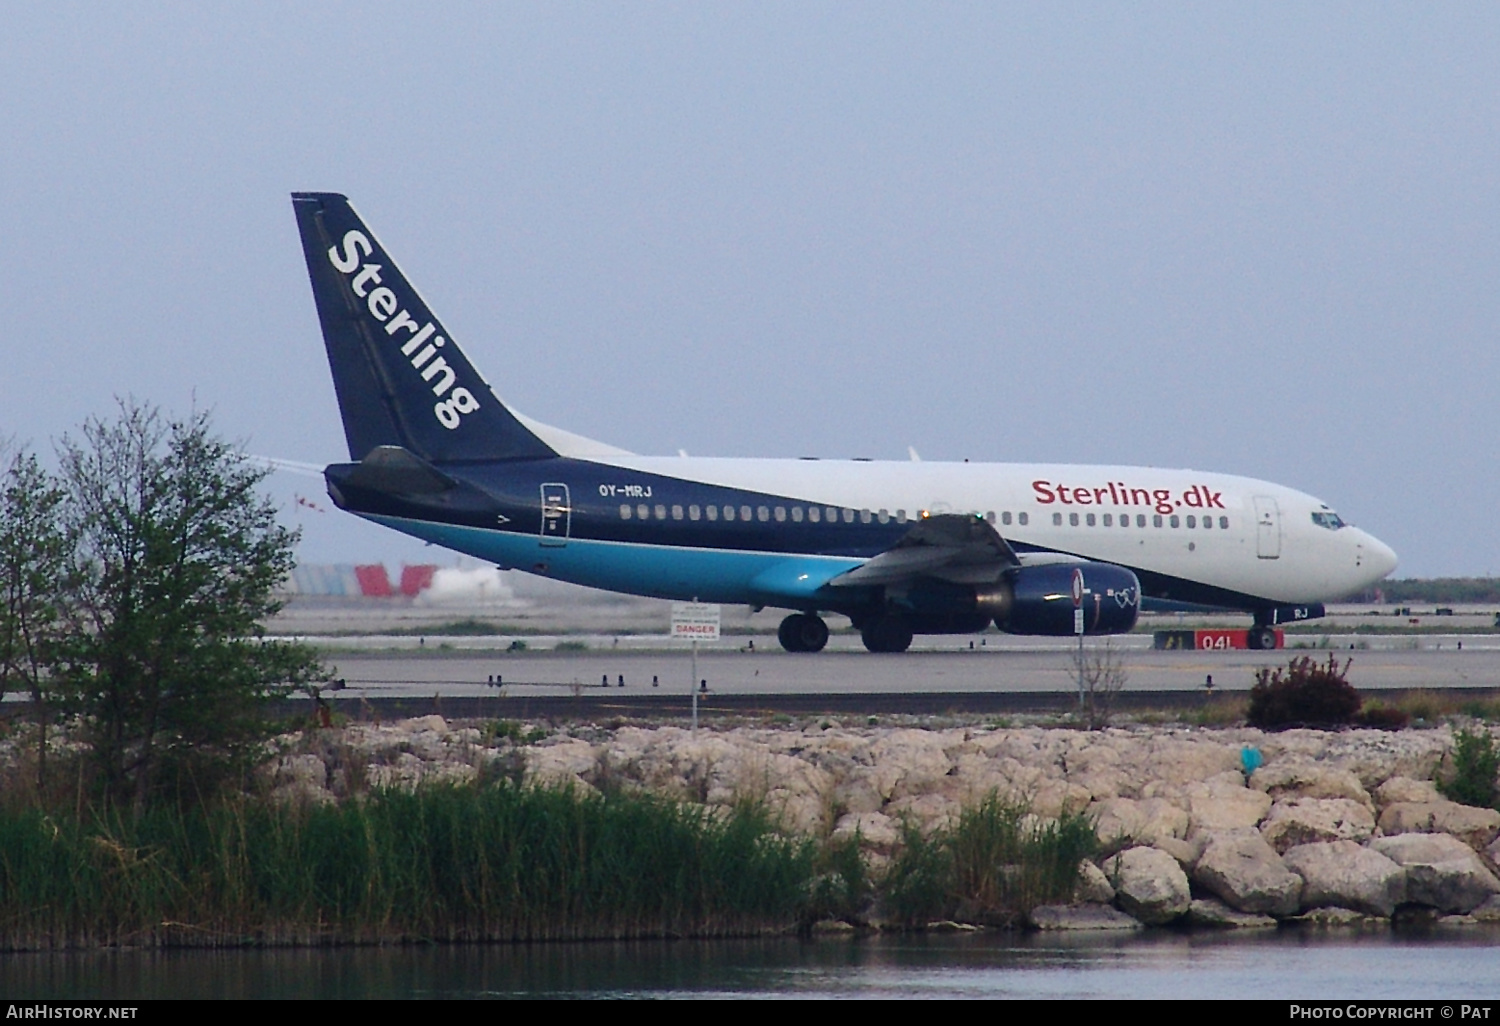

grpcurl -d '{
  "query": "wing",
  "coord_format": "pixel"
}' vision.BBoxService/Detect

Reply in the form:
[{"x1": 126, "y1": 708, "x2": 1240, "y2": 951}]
[{"x1": 829, "y1": 513, "x2": 1020, "y2": 587}]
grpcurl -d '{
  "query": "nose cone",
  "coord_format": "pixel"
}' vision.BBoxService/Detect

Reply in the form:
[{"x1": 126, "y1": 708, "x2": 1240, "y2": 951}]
[{"x1": 1360, "y1": 530, "x2": 1399, "y2": 581}]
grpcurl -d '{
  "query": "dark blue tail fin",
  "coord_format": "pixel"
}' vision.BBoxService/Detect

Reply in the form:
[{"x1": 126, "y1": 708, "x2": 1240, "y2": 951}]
[{"x1": 291, "y1": 192, "x2": 555, "y2": 463}]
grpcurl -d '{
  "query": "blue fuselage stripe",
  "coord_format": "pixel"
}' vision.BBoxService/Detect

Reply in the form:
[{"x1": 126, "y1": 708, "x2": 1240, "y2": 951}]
[{"x1": 364, "y1": 513, "x2": 864, "y2": 606}]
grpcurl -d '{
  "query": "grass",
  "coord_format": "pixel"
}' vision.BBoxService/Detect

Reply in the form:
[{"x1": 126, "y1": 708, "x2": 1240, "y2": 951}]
[
  {"x1": 0, "y1": 785, "x2": 815, "y2": 949},
  {"x1": 882, "y1": 795, "x2": 1097, "y2": 928}
]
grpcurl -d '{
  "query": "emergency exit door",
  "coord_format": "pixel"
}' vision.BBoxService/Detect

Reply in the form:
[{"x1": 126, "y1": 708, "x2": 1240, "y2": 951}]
[{"x1": 540, "y1": 483, "x2": 571, "y2": 546}]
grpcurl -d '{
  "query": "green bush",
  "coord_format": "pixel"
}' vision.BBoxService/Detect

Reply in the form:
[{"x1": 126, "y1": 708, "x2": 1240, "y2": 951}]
[
  {"x1": 883, "y1": 795, "x2": 1098, "y2": 927},
  {"x1": 1247, "y1": 655, "x2": 1362, "y2": 730},
  {"x1": 1440, "y1": 728, "x2": 1500, "y2": 809}
]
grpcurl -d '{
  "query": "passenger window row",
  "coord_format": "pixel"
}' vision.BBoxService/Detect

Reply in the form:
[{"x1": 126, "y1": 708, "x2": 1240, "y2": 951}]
[
  {"x1": 621, "y1": 503, "x2": 895, "y2": 523},
  {"x1": 1050, "y1": 511, "x2": 1231, "y2": 530},
  {"x1": 616, "y1": 505, "x2": 1033, "y2": 527}
]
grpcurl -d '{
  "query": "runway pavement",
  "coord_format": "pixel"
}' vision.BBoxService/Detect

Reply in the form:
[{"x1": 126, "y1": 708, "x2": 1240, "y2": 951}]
[{"x1": 316, "y1": 634, "x2": 1500, "y2": 701}]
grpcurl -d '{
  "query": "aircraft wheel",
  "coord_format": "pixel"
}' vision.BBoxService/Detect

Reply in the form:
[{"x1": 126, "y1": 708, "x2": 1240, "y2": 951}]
[
  {"x1": 779, "y1": 614, "x2": 829, "y2": 653},
  {"x1": 778, "y1": 614, "x2": 806, "y2": 652},
  {"x1": 861, "y1": 614, "x2": 914, "y2": 653},
  {"x1": 1248, "y1": 626, "x2": 1277, "y2": 651}
]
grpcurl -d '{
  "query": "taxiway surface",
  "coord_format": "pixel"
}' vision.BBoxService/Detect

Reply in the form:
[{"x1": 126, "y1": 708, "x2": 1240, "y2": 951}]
[{"x1": 317, "y1": 635, "x2": 1500, "y2": 700}]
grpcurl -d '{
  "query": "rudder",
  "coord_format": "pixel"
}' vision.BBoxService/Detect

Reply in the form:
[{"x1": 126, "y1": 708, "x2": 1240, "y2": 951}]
[{"x1": 292, "y1": 192, "x2": 555, "y2": 463}]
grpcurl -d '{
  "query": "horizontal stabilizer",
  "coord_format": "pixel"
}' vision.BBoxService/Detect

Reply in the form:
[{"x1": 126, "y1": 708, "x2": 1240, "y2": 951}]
[{"x1": 341, "y1": 445, "x2": 456, "y2": 495}]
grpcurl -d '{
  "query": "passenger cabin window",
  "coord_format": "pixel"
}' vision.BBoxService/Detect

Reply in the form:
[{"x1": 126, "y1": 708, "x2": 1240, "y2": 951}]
[
  {"x1": 637, "y1": 504, "x2": 649, "y2": 520},
  {"x1": 842, "y1": 508, "x2": 854, "y2": 524},
  {"x1": 1153, "y1": 515, "x2": 1163, "y2": 528},
  {"x1": 655, "y1": 504, "x2": 666, "y2": 520},
  {"x1": 1086, "y1": 513, "x2": 1096, "y2": 527},
  {"x1": 827, "y1": 507, "x2": 839, "y2": 523},
  {"x1": 1219, "y1": 516, "x2": 1229, "y2": 529},
  {"x1": 689, "y1": 505, "x2": 701, "y2": 521},
  {"x1": 1053, "y1": 512, "x2": 1063, "y2": 526},
  {"x1": 620, "y1": 504, "x2": 632, "y2": 519},
  {"x1": 860, "y1": 509, "x2": 872, "y2": 524},
  {"x1": 1137, "y1": 514, "x2": 1146, "y2": 528},
  {"x1": 1069, "y1": 512, "x2": 1079, "y2": 527},
  {"x1": 1169, "y1": 515, "x2": 1180, "y2": 528},
  {"x1": 1186, "y1": 515, "x2": 1196, "y2": 528},
  {"x1": 757, "y1": 506, "x2": 769, "y2": 522},
  {"x1": 897, "y1": 509, "x2": 908, "y2": 524},
  {"x1": 808, "y1": 507, "x2": 820, "y2": 523},
  {"x1": 672, "y1": 505, "x2": 684, "y2": 520},
  {"x1": 723, "y1": 506, "x2": 735, "y2": 521},
  {"x1": 791, "y1": 506, "x2": 803, "y2": 522},
  {"x1": 1018, "y1": 512, "x2": 1029, "y2": 526},
  {"x1": 741, "y1": 505, "x2": 752, "y2": 521},
  {"x1": 1102, "y1": 514, "x2": 1112, "y2": 527},
  {"x1": 774, "y1": 506, "x2": 786, "y2": 522},
  {"x1": 1001, "y1": 512, "x2": 1012, "y2": 526},
  {"x1": 706, "y1": 505, "x2": 718, "y2": 521},
  {"x1": 985, "y1": 511, "x2": 996, "y2": 524}
]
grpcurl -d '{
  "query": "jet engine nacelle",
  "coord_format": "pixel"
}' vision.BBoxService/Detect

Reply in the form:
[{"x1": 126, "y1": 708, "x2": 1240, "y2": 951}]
[{"x1": 977, "y1": 563, "x2": 1141, "y2": 636}]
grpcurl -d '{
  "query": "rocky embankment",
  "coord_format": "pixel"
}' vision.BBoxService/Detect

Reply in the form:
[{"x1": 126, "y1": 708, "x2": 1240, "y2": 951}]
[{"x1": 271, "y1": 717, "x2": 1500, "y2": 930}]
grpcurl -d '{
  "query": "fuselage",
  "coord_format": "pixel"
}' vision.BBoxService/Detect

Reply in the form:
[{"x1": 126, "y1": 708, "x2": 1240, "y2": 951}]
[{"x1": 328, "y1": 450, "x2": 1397, "y2": 615}]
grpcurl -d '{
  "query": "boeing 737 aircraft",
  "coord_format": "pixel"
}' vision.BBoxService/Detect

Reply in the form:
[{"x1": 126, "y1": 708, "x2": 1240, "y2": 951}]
[{"x1": 291, "y1": 192, "x2": 1398, "y2": 653}]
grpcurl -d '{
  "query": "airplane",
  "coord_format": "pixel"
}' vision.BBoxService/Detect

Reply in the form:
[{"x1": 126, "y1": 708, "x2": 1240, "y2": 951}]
[{"x1": 290, "y1": 192, "x2": 1399, "y2": 653}]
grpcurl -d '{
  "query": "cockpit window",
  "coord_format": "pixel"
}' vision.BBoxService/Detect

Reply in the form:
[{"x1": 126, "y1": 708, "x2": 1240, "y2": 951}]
[{"x1": 1311, "y1": 510, "x2": 1345, "y2": 530}]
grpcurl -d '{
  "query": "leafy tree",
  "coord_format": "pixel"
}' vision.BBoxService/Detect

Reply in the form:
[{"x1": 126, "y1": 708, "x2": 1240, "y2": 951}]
[
  {"x1": 0, "y1": 443, "x2": 73, "y2": 789},
  {"x1": 53, "y1": 402, "x2": 321, "y2": 809}
]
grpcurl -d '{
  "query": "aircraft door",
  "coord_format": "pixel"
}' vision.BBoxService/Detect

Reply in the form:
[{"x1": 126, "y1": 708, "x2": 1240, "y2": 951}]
[
  {"x1": 1254, "y1": 496, "x2": 1280, "y2": 559},
  {"x1": 540, "y1": 483, "x2": 571, "y2": 547}
]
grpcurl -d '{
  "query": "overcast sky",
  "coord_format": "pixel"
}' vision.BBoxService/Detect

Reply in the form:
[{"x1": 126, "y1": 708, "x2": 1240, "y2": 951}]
[{"x1": 2, "y1": 3, "x2": 1495, "y2": 576}]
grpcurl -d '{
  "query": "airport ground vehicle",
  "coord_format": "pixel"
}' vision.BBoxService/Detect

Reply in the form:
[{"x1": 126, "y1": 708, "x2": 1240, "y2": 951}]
[{"x1": 291, "y1": 193, "x2": 1397, "y2": 653}]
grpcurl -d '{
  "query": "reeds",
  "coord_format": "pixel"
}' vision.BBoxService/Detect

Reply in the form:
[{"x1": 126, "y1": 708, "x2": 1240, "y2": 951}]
[
  {"x1": 882, "y1": 794, "x2": 1098, "y2": 927},
  {"x1": 0, "y1": 785, "x2": 814, "y2": 949}
]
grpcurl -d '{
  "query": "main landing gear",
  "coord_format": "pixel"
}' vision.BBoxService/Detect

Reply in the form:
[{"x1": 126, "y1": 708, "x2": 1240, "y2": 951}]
[
  {"x1": 778, "y1": 613, "x2": 830, "y2": 653},
  {"x1": 860, "y1": 613, "x2": 914, "y2": 654}
]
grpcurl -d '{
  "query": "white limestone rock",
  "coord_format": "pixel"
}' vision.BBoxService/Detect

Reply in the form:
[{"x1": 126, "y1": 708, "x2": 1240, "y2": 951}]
[
  {"x1": 1370, "y1": 832, "x2": 1500, "y2": 913},
  {"x1": 1029, "y1": 904, "x2": 1143, "y2": 931},
  {"x1": 1290, "y1": 907, "x2": 1388, "y2": 927},
  {"x1": 1375, "y1": 776, "x2": 1444, "y2": 807},
  {"x1": 1281, "y1": 840, "x2": 1406, "y2": 917},
  {"x1": 1185, "y1": 898, "x2": 1279, "y2": 929},
  {"x1": 1260, "y1": 797, "x2": 1376, "y2": 853},
  {"x1": 1251, "y1": 763, "x2": 1374, "y2": 810},
  {"x1": 1109, "y1": 846, "x2": 1191, "y2": 925},
  {"x1": 831, "y1": 811, "x2": 902, "y2": 850},
  {"x1": 524, "y1": 738, "x2": 599, "y2": 791},
  {"x1": 1192, "y1": 832, "x2": 1303, "y2": 916},
  {"x1": 1378, "y1": 801, "x2": 1500, "y2": 852},
  {"x1": 1186, "y1": 780, "x2": 1273, "y2": 834},
  {"x1": 1075, "y1": 859, "x2": 1115, "y2": 904}
]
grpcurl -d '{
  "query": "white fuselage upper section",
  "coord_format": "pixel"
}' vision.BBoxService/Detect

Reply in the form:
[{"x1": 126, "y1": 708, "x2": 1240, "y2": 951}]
[{"x1": 598, "y1": 454, "x2": 1397, "y2": 604}]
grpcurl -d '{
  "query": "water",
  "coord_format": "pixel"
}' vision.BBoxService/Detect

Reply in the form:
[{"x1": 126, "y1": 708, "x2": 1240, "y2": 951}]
[{"x1": 6, "y1": 929, "x2": 1500, "y2": 999}]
